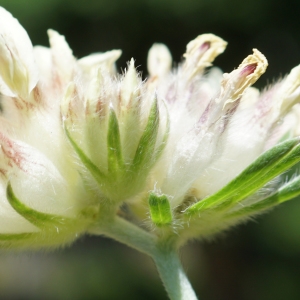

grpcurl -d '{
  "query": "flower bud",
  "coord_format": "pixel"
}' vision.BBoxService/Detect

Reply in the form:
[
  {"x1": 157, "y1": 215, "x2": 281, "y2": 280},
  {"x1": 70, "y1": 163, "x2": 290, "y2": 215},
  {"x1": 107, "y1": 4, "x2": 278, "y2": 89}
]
[{"x1": 148, "y1": 193, "x2": 173, "y2": 227}]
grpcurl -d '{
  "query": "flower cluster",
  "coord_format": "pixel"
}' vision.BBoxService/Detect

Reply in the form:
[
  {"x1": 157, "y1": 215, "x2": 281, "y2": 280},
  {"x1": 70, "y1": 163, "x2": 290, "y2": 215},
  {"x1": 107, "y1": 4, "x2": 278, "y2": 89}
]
[{"x1": 1, "y1": 7, "x2": 300, "y2": 249}]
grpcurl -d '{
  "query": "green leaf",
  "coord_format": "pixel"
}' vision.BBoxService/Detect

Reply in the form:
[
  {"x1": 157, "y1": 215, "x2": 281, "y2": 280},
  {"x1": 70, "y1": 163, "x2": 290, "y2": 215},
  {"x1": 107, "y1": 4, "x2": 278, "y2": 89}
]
[
  {"x1": 131, "y1": 99, "x2": 160, "y2": 172},
  {"x1": 65, "y1": 127, "x2": 106, "y2": 184},
  {"x1": 107, "y1": 108, "x2": 124, "y2": 175},
  {"x1": 148, "y1": 193, "x2": 173, "y2": 227},
  {"x1": 187, "y1": 137, "x2": 300, "y2": 214},
  {"x1": 226, "y1": 175, "x2": 300, "y2": 219},
  {"x1": 7, "y1": 183, "x2": 71, "y2": 228}
]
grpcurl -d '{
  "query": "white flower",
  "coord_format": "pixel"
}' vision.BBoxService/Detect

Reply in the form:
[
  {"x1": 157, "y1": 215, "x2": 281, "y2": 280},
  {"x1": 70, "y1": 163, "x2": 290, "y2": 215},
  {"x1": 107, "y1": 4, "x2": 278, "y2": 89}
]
[{"x1": 0, "y1": 6, "x2": 300, "y2": 250}]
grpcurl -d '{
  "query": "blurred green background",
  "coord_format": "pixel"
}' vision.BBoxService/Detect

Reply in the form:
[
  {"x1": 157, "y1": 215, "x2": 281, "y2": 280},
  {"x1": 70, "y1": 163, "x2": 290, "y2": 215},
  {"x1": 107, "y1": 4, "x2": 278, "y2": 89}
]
[{"x1": 1, "y1": 0, "x2": 300, "y2": 299}]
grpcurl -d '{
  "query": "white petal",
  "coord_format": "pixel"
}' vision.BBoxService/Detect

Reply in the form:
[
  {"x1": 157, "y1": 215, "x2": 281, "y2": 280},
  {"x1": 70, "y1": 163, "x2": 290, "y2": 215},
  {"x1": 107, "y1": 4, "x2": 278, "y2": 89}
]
[
  {"x1": 147, "y1": 43, "x2": 172, "y2": 78},
  {"x1": 78, "y1": 49, "x2": 122, "y2": 75},
  {"x1": 0, "y1": 7, "x2": 38, "y2": 98},
  {"x1": 48, "y1": 29, "x2": 75, "y2": 86},
  {"x1": 33, "y1": 46, "x2": 52, "y2": 86}
]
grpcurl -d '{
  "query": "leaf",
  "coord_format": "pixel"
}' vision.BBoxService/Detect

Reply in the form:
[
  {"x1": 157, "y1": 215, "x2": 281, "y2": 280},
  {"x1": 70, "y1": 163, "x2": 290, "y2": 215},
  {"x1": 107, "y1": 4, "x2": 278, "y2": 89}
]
[
  {"x1": 148, "y1": 193, "x2": 173, "y2": 227},
  {"x1": 187, "y1": 137, "x2": 300, "y2": 214},
  {"x1": 226, "y1": 175, "x2": 300, "y2": 219}
]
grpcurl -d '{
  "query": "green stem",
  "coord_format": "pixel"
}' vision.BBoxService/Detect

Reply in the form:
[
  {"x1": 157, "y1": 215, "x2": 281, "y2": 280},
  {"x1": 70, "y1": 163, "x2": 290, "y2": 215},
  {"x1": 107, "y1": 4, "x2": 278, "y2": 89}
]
[
  {"x1": 88, "y1": 217, "x2": 198, "y2": 300},
  {"x1": 153, "y1": 248, "x2": 198, "y2": 300},
  {"x1": 88, "y1": 216, "x2": 157, "y2": 256}
]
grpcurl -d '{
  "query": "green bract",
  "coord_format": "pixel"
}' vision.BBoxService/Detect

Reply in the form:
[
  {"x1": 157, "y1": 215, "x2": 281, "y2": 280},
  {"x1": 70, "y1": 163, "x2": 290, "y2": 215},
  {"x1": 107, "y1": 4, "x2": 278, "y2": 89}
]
[{"x1": 187, "y1": 137, "x2": 300, "y2": 214}]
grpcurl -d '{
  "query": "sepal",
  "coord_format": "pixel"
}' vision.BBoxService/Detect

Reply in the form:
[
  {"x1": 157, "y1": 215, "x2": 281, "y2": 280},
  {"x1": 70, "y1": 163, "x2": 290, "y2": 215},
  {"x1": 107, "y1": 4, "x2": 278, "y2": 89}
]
[
  {"x1": 64, "y1": 93, "x2": 168, "y2": 202},
  {"x1": 131, "y1": 98, "x2": 160, "y2": 173},
  {"x1": 0, "y1": 182, "x2": 99, "y2": 249},
  {"x1": 7, "y1": 182, "x2": 71, "y2": 227},
  {"x1": 107, "y1": 107, "x2": 124, "y2": 176},
  {"x1": 64, "y1": 127, "x2": 106, "y2": 184}
]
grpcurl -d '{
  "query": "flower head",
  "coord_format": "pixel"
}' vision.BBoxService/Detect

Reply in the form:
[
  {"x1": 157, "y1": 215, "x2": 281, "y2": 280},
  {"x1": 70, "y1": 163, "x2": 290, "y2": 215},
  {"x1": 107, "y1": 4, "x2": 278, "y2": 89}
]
[{"x1": 0, "y1": 7, "x2": 300, "y2": 249}]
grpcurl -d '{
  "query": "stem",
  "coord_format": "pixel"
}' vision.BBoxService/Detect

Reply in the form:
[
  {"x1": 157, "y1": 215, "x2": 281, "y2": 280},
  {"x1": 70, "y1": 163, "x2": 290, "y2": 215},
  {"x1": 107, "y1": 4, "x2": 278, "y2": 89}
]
[
  {"x1": 153, "y1": 248, "x2": 198, "y2": 300},
  {"x1": 88, "y1": 217, "x2": 198, "y2": 300},
  {"x1": 88, "y1": 216, "x2": 157, "y2": 256}
]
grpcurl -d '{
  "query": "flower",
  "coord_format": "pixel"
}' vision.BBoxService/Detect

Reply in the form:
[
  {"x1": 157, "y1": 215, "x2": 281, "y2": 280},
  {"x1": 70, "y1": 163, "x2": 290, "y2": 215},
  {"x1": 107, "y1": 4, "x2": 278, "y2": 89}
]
[{"x1": 0, "y1": 6, "x2": 300, "y2": 250}]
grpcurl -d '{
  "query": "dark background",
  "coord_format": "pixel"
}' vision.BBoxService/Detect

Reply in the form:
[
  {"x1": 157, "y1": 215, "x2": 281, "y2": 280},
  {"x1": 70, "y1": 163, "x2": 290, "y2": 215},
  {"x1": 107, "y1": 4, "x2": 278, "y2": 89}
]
[{"x1": 1, "y1": 0, "x2": 300, "y2": 299}]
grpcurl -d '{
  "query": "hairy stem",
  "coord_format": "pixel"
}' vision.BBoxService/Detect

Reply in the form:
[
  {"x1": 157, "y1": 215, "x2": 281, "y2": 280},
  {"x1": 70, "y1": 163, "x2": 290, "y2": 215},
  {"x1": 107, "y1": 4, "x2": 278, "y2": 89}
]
[
  {"x1": 88, "y1": 217, "x2": 198, "y2": 299},
  {"x1": 88, "y1": 215, "x2": 157, "y2": 256},
  {"x1": 153, "y1": 247, "x2": 198, "y2": 300}
]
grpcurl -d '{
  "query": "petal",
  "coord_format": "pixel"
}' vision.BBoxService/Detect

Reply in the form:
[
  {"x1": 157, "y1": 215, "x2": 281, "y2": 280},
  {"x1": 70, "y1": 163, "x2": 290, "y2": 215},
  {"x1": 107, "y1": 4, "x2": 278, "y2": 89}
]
[
  {"x1": 78, "y1": 49, "x2": 122, "y2": 76},
  {"x1": 183, "y1": 34, "x2": 227, "y2": 79},
  {"x1": 0, "y1": 133, "x2": 85, "y2": 216},
  {"x1": 33, "y1": 46, "x2": 53, "y2": 86},
  {"x1": 272, "y1": 65, "x2": 300, "y2": 118},
  {"x1": 0, "y1": 7, "x2": 38, "y2": 98},
  {"x1": 147, "y1": 43, "x2": 172, "y2": 78},
  {"x1": 217, "y1": 49, "x2": 268, "y2": 107},
  {"x1": 48, "y1": 29, "x2": 75, "y2": 86}
]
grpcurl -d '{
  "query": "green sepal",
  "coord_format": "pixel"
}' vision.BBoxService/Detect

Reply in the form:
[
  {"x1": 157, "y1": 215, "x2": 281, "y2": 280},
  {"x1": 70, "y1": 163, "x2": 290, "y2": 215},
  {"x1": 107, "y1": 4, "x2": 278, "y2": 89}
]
[
  {"x1": 131, "y1": 99, "x2": 160, "y2": 172},
  {"x1": 7, "y1": 182, "x2": 71, "y2": 228},
  {"x1": 226, "y1": 175, "x2": 300, "y2": 219},
  {"x1": 107, "y1": 108, "x2": 124, "y2": 175},
  {"x1": 0, "y1": 232, "x2": 36, "y2": 241},
  {"x1": 153, "y1": 108, "x2": 170, "y2": 162},
  {"x1": 148, "y1": 193, "x2": 173, "y2": 227},
  {"x1": 187, "y1": 137, "x2": 300, "y2": 214},
  {"x1": 65, "y1": 127, "x2": 106, "y2": 184}
]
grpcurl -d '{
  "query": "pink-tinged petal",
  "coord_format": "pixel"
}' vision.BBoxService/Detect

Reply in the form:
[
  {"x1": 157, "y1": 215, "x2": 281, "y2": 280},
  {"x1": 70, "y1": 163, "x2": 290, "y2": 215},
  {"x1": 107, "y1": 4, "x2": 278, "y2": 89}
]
[
  {"x1": 0, "y1": 7, "x2": 38, "y2": 98},
  {"x1": 0, "y1": 132, "x2": 85, "y2": 217},
  {"x1": 217, "y1": 49, "x2": 268, "y2": 107},
  {"x1": 183, "y1": 34, "x2": 227, "y2": 79}
]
